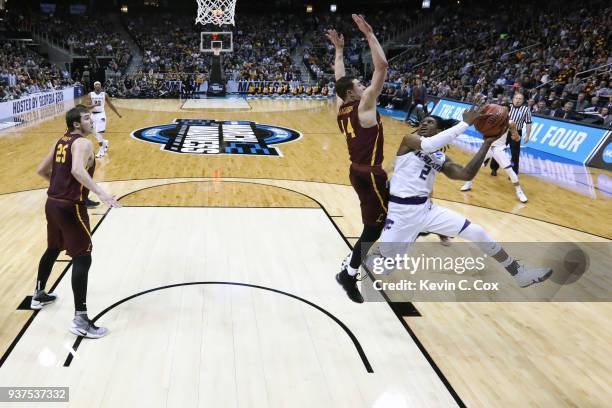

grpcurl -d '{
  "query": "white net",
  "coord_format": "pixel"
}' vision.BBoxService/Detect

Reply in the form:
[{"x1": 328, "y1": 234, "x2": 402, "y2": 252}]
[{"x1": 195, "y1": 0, "x2": 237, "y2": 26}]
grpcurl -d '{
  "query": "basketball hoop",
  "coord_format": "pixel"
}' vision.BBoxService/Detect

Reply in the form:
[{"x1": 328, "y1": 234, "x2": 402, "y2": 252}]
[
  {"x1": 195, "y1": 0, "x2": 237, "y2": 26},
  {"x1": 212, "y1": 46, "x2": 221, "y2": 56}
]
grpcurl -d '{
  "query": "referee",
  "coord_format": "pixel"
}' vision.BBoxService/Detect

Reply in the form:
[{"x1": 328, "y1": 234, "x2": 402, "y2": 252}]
[{"x1": 491, "y1": 92, "x2": 532, "y2": 175}]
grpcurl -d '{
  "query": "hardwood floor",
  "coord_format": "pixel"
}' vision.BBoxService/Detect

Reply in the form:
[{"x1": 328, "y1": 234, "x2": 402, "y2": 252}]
[{"x1": 0, "y1": 98, "x2": 610, "y2": 407}]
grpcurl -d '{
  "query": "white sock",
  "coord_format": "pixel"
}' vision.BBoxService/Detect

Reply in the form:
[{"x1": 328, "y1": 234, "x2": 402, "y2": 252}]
[{"x1": 347, "y1": 266, "x2": 358, "y2": 276}]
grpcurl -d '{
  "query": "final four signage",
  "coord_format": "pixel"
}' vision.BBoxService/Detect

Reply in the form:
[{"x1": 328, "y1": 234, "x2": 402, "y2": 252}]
[{"x1": 131, "y1": 119, "x2": 302, "y2": 156}]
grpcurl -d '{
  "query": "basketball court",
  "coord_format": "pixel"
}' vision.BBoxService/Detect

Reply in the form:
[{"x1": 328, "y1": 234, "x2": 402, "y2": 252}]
[
  {"x1": 1, "y1": 94, "x2": 610, "y2": 406},
  {"x1": 0, "y1": 0, "x2": 611, "y2": 407}
]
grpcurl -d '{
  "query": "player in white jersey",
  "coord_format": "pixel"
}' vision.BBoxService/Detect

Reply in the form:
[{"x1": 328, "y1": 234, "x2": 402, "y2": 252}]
[
  {"x1": 459, "y1": 118, "x2": 528, "y2": 203},
  {"x1": 368, "y1": 110, "x2": 552, "y2": 288},
  {"x1": 86, "y1": 81, "x2": 122, "y2": 158}
]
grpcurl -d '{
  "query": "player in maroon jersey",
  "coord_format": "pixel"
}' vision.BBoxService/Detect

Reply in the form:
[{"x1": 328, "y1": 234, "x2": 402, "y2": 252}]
[
  {"x1": 33, "y1": 104, "x2": 120, "y2": 338},
  {"x1": 326, "y1": 15, "x2": 388, "y2": 303}
]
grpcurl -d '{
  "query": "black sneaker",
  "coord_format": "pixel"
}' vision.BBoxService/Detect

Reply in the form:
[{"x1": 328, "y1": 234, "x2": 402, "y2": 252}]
[
  {"x1": 31, "y1": 291, "x2": 58, "y2": 309},
  {"x1": 85, "y1": 198, "x2": 100, "y2": 208},
  {"x1": 491, "y1": 169, "x2": 497, "y2": 176},
  {"x1": 336, "y1": 268, "x2": 364, "y2": 303}
]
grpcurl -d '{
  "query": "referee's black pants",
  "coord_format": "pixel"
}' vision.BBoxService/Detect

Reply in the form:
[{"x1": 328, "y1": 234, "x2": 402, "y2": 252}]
[{"x1": 490, "y1": 129, "x2": 521, "y2": 174}]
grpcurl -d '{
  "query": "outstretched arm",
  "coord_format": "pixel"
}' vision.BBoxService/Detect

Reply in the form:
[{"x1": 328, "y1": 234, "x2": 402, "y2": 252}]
[
  {"x1": 325, "y1": 29, "x2": 345, "y2": 110},
  {"x1": 397, "y1": 107, "x2": 483, "y2": 154},
  {"x1": 354, "y1": 15, "x2": 388, "y2": 111},
  {"x1": 325, "y1": 30, "x2": 345, "y2": 81}
]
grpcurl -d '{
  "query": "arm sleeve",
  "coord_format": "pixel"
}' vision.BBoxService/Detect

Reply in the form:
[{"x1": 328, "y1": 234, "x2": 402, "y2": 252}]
[{"x1": 420, "y1": 121, "x2": 470, "y2": 153}]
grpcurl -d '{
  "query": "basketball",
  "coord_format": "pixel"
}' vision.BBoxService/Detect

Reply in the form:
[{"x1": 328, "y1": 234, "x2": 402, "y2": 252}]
[{"x1": 473, "y1": 104, "x2": 509, "y2": 138}]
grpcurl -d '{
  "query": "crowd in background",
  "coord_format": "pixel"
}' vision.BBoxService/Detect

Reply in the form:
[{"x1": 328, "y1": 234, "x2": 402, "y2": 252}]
[
  {"x1": 377, "y1": 2, "x2": 611, "y2": 127},
  {"x1": 1, "y1": 2, "x2": 610, "y2": 127},
  {"x1": 0, "y1": 42, "x2": 75, "y2": 102},
  {"x1": 32, "y1": 14, "x2": 131, "y2": 72},
  {"x1": 304, "y1": 12, "x2": 416, "y2": 80},
  {"x1": 125, "y1": 13, "x2": 304, "y2": 82}
]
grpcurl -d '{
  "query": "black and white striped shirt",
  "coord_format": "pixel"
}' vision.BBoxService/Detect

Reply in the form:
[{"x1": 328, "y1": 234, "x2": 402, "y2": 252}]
[{"x1": 509, "y1": 104, "x2": 532, "y2": 130}]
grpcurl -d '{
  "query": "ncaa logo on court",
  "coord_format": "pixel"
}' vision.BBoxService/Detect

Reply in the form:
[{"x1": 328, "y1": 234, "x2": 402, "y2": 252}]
[{"x1": 131, "y1": 119, "x2": 302, "y2": 156}]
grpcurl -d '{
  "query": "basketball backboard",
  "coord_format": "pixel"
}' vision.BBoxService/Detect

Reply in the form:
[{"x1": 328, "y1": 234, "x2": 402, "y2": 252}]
[{"x1": 200, "y1": 31, "x2": 233, "y2": 53}]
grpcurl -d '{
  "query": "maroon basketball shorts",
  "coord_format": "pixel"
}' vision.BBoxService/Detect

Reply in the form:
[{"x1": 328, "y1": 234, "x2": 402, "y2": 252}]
[
  {"x1": 349, "y1": 164, "x2": 389, "y2": 226},
  {"x1": 45, "y1": 198, "x2": 92, "y2": 257}
]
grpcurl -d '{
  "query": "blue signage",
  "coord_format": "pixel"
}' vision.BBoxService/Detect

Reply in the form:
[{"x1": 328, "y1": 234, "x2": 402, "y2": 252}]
[
  {"x1": 430, "y1": 98, "x2": 609, "y2": 164},
  {"x1": 603, "y1": 142, "x2": 612, "y2": 164}
]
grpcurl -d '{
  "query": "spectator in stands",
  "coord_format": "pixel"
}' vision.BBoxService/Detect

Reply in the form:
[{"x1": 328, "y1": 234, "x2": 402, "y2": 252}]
[
  {"x1": 527, "y1": 98, "x2": 536, "y2": 111},
  {"x1": 574, "y1": 92, "x2": 589, "y2": 111},
  {"x1": 532, "y1": 100, "x2": 551, "y2": 116},
  {"x1": 533, "y1": 87, "x2": 547, "y2": 104},
  {"x1": 584, "y1": 96, "x2": 601, "y2": 112},
  {"x1": 553, "y1": 101, "x2": 578, "y2": 120},
  {"x1": 599, "y1": 107, "x2": 612, "y2": 128},
  {"x1": 387, "y1": 85, "x2": 409, "y2": 110},
  {"x1": 378, "y1": 86, "x2": 395, "y2": 107},
  {"x1": 546, "y1": 90, "x2": 558, "y2": 107},
  {"x1": 564, "y1": 78, "x2": 584, "y2": 95},
  {"x1": 596, "y1": 81, "x2": 612, "y2": 99}
]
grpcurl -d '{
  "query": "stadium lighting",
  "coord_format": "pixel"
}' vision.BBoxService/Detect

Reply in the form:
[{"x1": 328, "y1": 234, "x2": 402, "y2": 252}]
[
  {"x1": 422, "y1": 0, "x2": 430, "y2": 9},
  {"x1": 330, "y1": 4, "x2": 337, "y2": 12},
  {"x1": 120, "y1": 5, "x2": 128, "y2": 13},
  {"x1": 306, "y1": 4, "x2": 313, "y2": 13}
]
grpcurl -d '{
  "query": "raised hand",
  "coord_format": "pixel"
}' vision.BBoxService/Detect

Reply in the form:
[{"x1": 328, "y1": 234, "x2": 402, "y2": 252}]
[
  {"x1": 462, "y1": 106, "x2": 485, "y2": 125},
  {"x1": 352, "y1": 14, "x2": 373, "y2": 36},
  {"x1": 325, "y1": 29, "x2": 344, "y2": 49}
]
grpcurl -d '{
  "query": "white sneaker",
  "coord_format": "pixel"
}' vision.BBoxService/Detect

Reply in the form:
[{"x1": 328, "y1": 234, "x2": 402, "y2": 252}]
[
  {"x1": 460, "y1": 181, "x2": 472, "y2": 191},
  {"x1": 103, "y1": 139, "x2": 109, "y2": 151},
  {"x1": 515, "y1": 187, "x2": 528, "y2": 203},
  {"x1": 95, "y1": 147, "x2": 106, "y2": 158},
  {"x1": 514, "y1": 264, "x2": 553, "y2": 288},
  {"x1": 70, "y1": 315, "x2": 109, "y2": 339}
]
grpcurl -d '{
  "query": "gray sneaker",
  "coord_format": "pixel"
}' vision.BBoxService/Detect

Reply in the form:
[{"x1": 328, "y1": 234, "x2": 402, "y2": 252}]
[
  {"x1": 70, "y1": 315, "x2": 109, "y2": 339},
  {"x1": 514, "y1": 264, "x2": 553, "y2": 288},
  {"x1": 30, "y1": 291, "x2": 58, "y2": 310}
]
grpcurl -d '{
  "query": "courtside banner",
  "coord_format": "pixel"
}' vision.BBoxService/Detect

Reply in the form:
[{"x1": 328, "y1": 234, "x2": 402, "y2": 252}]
[
  {"x1": 430, "y1": 98, "x2": 609, "y2": 164},
  {"x1": 586, "y1": 131, "x2": 612, "y2": 171},
  {"x1": 0, "y1": 87, "x2": 77, "y2": 120}
]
